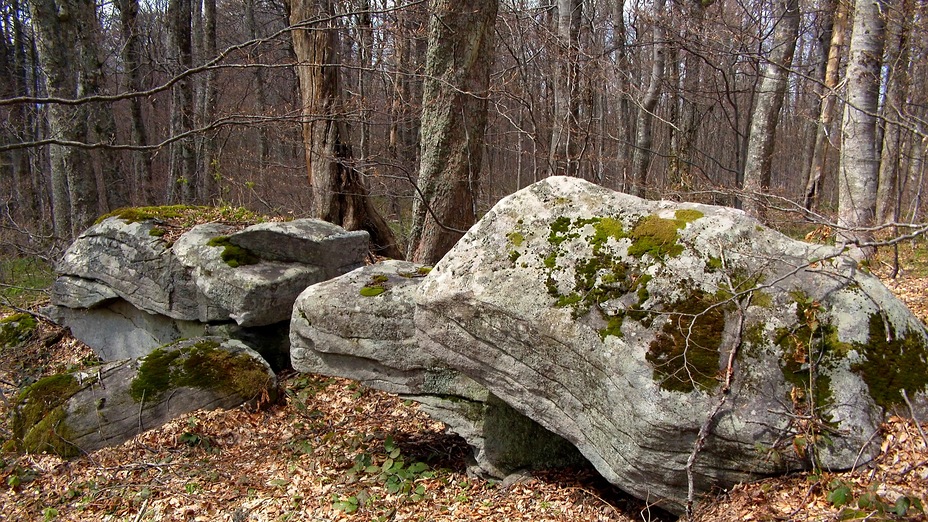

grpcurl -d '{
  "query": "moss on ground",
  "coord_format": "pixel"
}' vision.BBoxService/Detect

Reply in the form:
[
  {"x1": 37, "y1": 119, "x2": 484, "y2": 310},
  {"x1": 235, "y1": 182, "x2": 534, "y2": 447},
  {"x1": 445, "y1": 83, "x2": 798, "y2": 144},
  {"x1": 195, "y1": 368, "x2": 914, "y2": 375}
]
[{"x1": 129, "y1": 340, "x2": 274, "y2": 404}]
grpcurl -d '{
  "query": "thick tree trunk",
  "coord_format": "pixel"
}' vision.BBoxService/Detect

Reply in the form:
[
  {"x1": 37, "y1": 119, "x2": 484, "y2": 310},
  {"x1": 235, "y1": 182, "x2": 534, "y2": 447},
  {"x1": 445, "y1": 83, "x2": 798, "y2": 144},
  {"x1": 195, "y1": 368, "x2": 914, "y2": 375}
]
[
  {"x1": 875, "y1": 0, "x2": 912, "y2": 224},
  {"x1": 406, "y1": 0, "x2": 499, "y2": 264},
  {"x1": 29, "y1": 0, "x2": 103, "y2": 238},
  {"x1": 198, "y1": 0, "x2": 219, "y2": 203},
  {"x1": 116, "y1": 0, "x2": 155, "y2": 205},
  {"x1": 838, "y1": 0, "x2": 886, "y2": 259},
  {"x1": 803, "y1": 0, "x2": 848, "y2": 210},
  {"x1": 290, "y1": 0, "x2": 403, "y2": 259},
  {"x1": 741, "y1": 0, "x2": 800, "y2": 220},
  {"x1": 548, "y1": 0, "x2": 584, "y2": 178},
  {"x1": 168, "y1": 0, "x2": 196, "y2": 204},
  {"x1": 631, "y1": 0, "x2": 667, "y2": 199}
]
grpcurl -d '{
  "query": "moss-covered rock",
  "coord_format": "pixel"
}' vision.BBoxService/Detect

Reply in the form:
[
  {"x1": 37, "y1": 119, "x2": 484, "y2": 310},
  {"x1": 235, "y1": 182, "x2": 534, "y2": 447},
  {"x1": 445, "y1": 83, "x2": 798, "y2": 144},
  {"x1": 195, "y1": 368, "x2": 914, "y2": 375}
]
[
  {"x1": 130, "y1": 338, "x2": 276, "y2": 403},
  {"x1": 10, "y1": 337, "x2": 276, "y2": 458},
  {"x1": 0, "y1": 313, "x2": 37, "y2": 348},
  {"x1": 206, "y1": 235, "x2": 260, "y2": 268}
]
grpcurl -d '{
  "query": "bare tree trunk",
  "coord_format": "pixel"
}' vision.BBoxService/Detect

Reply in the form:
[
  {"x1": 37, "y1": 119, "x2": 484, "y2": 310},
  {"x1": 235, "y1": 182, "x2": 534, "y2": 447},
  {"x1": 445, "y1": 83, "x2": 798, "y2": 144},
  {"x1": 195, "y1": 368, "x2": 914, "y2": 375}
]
[
  {"x1": 199, "y1": 0, "x2": 219, "y2": 202},
  {"x1": 875, "y1": 0, "x2": 912, "y2": 224},
  {"x1": 741, "y1": 0, "x2": 800, "y2": 220},
  {"x1": 669, "y1": 0, "x2": 707, "y2": 190},
  {"x1": 168, "y1": 0, "x2": 196, "y2": 203},
  {"x1": 838, "y1": 0, "x2": 886, "y2": 258},
  {"x1": 611, "y1": 0, "x2": 633, "y2": 176},
  {"x1": 290, "y1": 0, "x2": 403, "y2": 258},
  {"x1": 116, "y1": 0, "x2": 155, "y2": 205},
  {"x1": 406, "y1": 0, "x2": 498, "y2": 264},
  {"x1": 803, "y1": 0, "x2": 848, "y2": 210},
  {"x1": 245, "y1": 0, "x2": 271, "y2": 168},
  {"x1": 547, "y1": 0, "x2": 584, "y2": 178},
  {"x1": 29, "y1": 0, "x2": 103, "y2": 238},
  {"x1": 631, "y1": 0, "x2": 666, "y2": 199}
]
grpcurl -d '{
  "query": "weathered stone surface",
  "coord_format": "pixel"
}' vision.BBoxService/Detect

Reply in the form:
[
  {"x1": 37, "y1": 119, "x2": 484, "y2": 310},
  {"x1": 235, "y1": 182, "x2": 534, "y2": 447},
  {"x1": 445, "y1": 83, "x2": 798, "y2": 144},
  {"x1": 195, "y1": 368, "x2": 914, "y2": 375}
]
[
  {"x1": 415, "y1": 176, "x2": 928, "y2": 514},
  {"x1": 48, "y1": 299, "x2": 207, "y2": 361},
  {"x1": 50, "y1": 216, "x2": 369, "y2": 360},
  {"x1": 173, "y1": 223, "x2": 332, "y2": 327},
  {"x1": 290, "y1": 260, "x2": 584, "y2": 477},
  {"x1": 11, "y1": 337, "x2": 276, "y2": 458},
  {"x1": 229, "y1": 219, "x2": 369, "y2": 271}
]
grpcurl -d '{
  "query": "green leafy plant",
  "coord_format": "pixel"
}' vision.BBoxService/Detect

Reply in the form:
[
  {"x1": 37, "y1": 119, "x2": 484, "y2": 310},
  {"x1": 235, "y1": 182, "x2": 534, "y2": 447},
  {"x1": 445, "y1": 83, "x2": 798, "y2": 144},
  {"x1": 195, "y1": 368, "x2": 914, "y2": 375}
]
[{"x1": 827, "y1": 479, "x2": 925, "y2": 519}]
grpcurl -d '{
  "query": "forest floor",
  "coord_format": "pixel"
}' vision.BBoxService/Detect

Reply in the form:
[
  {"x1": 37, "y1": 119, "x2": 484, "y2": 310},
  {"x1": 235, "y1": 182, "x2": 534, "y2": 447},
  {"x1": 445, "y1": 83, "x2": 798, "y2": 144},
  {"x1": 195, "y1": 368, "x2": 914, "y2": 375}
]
[{"x1": 0, "y1": 245, "x2": 927, "y2": 521}]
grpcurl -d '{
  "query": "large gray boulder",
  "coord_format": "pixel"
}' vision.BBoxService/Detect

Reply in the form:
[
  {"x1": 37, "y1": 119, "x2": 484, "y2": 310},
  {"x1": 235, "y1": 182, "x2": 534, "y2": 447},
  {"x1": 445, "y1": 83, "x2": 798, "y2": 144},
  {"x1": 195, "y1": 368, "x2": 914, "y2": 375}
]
[
  {"x1": 415, "y1": 176, "x2": 928, "y2": 514},
  {"x1": 290, "y1": 260, "x2": 585, "y2": 477},
  {"x1": 50, "y1": 215, "x2": 368, "y2": 361},
  {"x1": 10, "y1": 337, "x2": 276, "y2": 457}
]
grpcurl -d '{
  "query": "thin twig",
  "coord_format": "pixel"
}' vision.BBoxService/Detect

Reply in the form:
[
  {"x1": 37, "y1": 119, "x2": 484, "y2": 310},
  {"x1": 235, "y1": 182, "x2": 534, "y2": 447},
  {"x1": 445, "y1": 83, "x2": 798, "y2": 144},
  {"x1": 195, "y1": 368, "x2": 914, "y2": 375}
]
[{"x1": 901, "y1": 390, "x2": 928, "y2": 448}]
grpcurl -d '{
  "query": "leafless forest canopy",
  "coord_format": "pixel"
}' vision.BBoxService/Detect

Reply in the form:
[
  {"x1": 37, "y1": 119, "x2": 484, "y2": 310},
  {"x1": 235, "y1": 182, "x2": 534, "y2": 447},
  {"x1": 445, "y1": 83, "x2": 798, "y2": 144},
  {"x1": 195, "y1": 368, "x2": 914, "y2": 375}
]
[{"x1": 2, "y1": 0, "x2": 927, "y2": 257}]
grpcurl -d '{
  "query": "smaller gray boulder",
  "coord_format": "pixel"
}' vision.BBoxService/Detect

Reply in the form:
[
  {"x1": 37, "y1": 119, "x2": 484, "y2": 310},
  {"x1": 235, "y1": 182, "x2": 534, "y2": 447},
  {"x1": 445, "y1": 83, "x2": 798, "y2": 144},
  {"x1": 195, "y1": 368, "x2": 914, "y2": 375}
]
[{"x1": 10, "y1": 337, "x2": 276, "y2": 457}]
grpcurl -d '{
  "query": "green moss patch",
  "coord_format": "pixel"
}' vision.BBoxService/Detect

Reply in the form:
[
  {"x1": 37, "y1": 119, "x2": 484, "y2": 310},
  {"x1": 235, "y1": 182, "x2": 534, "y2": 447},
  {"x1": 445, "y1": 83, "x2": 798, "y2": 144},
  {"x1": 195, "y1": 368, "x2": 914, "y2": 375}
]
[
  {"x1": 646, "y1": 292, "x2": 727, "y2": 393},
  {"x1": 11, "y1": 372, "x2": 90, "y2": 456},
  {"x1": 773, "y1": 292, "x2": 852, "y2": 415},
  {"x1": 97, "y1": 205, "x2": 268, "y2": 227},
  {"x1": 207, "y1": 236, "x2": 260, "y2": 268},
  {"x1": 129, "y1": 340, "x2": 273, "y2": 403},
  {"x1": 360, "y1": 274, "x2": 390, "y2": 297},
  {"x1": 0, "y1": 313, "x2": 37, "y2": 347},
  {"x1": 852, "y1": 314, "x2": 928, "y2": 410},
  {"x1": 627, "y1": 209, "x2": 702, "y2": 259}
]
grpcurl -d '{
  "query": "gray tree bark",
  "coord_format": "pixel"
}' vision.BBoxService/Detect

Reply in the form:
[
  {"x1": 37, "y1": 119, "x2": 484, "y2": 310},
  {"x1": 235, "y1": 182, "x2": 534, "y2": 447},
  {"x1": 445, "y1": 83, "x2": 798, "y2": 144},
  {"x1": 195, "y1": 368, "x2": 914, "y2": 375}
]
[
  {"x1": 631, "y1": 0, "x2": 667, "y2": 199},
  {"x1": 406, "y1": 0, "x2": 499, "y2": 264},
  {"x1": 547, "y1": 0, "x2": 584, "y2": 178},
  {"x1": 741, "y1": 0, "x2": 801, "y2": 221},
  {"x1": 116, "y1": 0, "x2": 155, "y2": 204},
  {"x1": 875, "y1": 0, "x2": 913, "y2": 224},
  {"x1": 838, "y1": 0, "x2": 887, "y2": 258},
  {"x1": 167, "y1": 0, "x2": 196, "y2": 203},
  {"x1": 29, "y1": 0, "x2": 103, "y2": 238}
]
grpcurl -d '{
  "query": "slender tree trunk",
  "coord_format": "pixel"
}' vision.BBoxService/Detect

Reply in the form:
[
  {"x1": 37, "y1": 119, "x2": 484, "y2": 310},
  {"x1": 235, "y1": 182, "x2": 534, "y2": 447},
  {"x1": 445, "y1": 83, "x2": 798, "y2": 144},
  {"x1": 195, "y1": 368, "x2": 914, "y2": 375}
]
[
  {"x1": 548, "y1": 0, "x2": 584, "y2": 178},
  {"x1": 631, "y1": 0, "x2": 667, "y2": 199},
  {"x1": 612, "y1": 0, "x2": 633, "y2": 175},
  {"x1": 290, "y1": 0, "x2": 403, "y2": 258},
  {"x1": 838, "y1": 0, "x2": 886, "y2": 258},
  {"x1": 741, "y1": 0, "x2": 801, "y2": 220},
  {"x1": 117, "y1": 0, "x2": 155, "y2": 205},
  {"x1": 875, "y1": 0, "x2": 912, "y2": 224},
  {"x1": 406, "y1": 0, "x2": 499, "y2": 264},
  {"x1": 669, "y1": 0, "x2": 707, "y2": 190},
  {"x1": 804, "y1": 0, "x2": 848, "y2": 210},
  {"x1": 245, "y1": 0, "x2": 271, "y2": 168}
]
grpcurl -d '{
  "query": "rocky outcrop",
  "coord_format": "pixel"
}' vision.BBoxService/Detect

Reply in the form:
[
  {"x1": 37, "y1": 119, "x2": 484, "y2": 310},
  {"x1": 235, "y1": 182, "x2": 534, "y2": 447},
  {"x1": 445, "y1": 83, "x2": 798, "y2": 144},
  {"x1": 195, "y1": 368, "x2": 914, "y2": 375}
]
[
  {"x1": 413, "y1": 176, "x2": 928, "y2": 513},
  {"x1": 9, "y1": 337, "x2": 276, "y2": 458},
  {"x1": 49, "y1": 215, "x2": 368, "y2": 362},
  {"x1": 290, "y1": 260, "x2": 585, "y2": 477}
]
